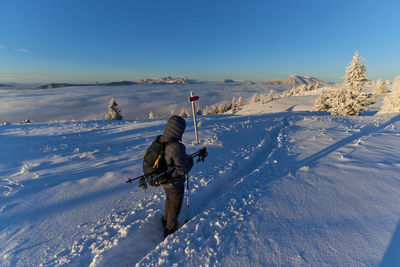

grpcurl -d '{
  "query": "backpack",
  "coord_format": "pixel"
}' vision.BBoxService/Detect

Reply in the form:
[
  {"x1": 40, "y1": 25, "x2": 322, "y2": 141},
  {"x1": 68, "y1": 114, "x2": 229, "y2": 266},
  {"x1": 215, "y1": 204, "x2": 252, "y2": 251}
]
[{"x1": 142, "y1": 136, "x2": 174, "y2": 187}]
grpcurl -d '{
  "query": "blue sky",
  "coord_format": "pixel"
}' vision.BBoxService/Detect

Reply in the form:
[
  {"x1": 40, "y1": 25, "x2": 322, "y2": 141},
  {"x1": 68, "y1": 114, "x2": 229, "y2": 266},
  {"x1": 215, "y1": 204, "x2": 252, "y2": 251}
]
[{"x1": 1, "y1": 0, "x2": 400, "y2": 83}]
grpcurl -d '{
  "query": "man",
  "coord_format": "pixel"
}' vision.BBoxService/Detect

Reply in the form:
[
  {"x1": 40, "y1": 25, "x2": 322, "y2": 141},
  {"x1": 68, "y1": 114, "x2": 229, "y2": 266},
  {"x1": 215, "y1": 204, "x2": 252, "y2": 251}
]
[{"x1": 141, "y1": 115, "x2": 193, "y2": 238}]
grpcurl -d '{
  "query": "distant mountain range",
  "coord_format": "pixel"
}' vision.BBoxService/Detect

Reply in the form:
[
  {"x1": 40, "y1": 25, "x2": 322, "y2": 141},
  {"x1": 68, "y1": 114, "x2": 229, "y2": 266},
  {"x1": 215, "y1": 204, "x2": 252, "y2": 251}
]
[
  {"x1": 36, "y1": 77, "x2": 198, "y2": 89},
  {"x1": 36, "y1": 81, "x2": 142, "y2": 89},
  {"x1": 36, "y1": 81, "x2": 139, "y2": 89},
  {"x1": 138, "y1": 76, "x2": 197, "y2": 84},
  {"x1": 34, "y1": 75, "x2": 326, "y2": 90},
  {"x1": 261, "y1": 75, "x2": 327, "y2": 86}
]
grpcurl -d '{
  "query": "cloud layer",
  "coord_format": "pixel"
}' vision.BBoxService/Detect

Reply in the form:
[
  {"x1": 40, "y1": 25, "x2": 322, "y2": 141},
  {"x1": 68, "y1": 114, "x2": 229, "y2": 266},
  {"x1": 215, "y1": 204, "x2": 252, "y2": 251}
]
[{"x1": 0, "y1": 83, "x2": 283, "y2": 123}]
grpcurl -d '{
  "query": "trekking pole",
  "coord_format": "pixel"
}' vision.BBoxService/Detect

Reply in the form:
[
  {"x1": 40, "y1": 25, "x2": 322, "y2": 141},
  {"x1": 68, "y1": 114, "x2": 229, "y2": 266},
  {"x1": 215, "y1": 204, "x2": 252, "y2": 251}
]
[
  {"x1": 185, "y1": 173, "x2": 190, "y2": 223},
  {"x1": 126, "y1": 172, "x2": 153, "y2": 184},
  {"x1": 127, "y1": 147, "x2": 208, "y2": 186},
  {"x1": 189, "y1": 147, "x2": 208, "y2": 163}
]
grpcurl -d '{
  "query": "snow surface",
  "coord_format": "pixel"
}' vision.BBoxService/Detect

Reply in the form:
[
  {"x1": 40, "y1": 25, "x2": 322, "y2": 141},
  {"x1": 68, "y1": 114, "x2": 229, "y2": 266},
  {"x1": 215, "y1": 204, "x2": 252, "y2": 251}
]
[{"x1": 1, "y1": 85, "x2": 400, "y2": 266}]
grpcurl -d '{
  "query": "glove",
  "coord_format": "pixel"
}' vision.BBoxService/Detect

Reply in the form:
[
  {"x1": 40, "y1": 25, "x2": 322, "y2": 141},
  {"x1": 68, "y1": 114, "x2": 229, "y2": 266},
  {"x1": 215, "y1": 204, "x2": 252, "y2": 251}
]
[{"x1": 139, "y1": 178, "x2": 147, "y2": 190}]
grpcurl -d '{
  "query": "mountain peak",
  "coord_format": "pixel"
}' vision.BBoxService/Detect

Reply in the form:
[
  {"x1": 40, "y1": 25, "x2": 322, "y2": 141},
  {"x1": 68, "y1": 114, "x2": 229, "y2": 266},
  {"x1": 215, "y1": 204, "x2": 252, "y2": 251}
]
[{"x1": 262, "y1": 75, "x2": 327, "y2": 86}]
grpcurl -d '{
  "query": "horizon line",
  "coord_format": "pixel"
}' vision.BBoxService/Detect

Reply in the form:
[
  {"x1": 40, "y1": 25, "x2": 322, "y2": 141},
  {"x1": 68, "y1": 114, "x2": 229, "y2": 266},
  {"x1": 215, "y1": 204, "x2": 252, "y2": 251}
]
[{"x1": 1, "y1": 74, "x2": 341, "y2": 85}]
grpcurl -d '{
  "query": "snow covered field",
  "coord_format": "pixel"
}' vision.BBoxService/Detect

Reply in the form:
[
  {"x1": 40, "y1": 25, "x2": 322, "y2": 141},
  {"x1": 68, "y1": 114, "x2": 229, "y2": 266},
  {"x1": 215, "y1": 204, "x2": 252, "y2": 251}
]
[{"x1": 1, "y1": 84, "x2": 400, "y2": 266}]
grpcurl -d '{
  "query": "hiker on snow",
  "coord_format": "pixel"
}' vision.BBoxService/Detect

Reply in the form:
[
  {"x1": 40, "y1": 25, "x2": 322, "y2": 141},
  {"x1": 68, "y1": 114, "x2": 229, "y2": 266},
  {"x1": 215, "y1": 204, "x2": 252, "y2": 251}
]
[{"x1": 140, "y1": 115, "x2": 193, "y2": 238}]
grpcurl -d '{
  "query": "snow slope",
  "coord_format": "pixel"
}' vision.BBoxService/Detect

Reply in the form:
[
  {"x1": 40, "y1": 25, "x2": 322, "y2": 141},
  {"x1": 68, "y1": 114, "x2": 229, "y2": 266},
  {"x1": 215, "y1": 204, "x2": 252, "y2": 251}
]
[{"x1": 1, "y1": 95, "x2": 400, "y2": 266}]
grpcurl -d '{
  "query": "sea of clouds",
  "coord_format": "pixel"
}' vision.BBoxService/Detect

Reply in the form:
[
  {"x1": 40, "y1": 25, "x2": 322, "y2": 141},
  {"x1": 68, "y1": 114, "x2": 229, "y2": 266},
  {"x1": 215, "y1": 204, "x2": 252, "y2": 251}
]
[{"x1": 0, "y1": 82, "x2": 285, "y2": 123}]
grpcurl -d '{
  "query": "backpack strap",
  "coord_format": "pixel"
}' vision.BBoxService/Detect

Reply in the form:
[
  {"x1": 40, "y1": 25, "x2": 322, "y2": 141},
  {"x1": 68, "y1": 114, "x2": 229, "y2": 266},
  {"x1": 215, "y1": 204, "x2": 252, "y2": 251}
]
[
  {"x1": 152, "y1": 136, "x2": 163, "y2": 169},
  {"x1": 153, "y1": 153, "x2": 163, "y2": 169},
  {"x1": 152, "y1": 137, "x2": 176, "y2": 169}
]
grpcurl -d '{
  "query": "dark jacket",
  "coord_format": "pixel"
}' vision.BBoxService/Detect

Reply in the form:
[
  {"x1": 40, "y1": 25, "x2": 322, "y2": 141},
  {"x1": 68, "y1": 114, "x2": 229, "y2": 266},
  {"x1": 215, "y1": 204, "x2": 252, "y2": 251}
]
[{"x1": 159, "y1": 116, "x2": 193, "y2": 188}]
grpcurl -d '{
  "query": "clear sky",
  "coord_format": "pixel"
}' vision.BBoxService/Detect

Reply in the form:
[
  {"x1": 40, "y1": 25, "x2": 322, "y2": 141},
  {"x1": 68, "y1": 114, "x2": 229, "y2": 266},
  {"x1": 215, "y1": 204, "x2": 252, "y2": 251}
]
[{"x1": 1, "y1": 0, "x2": 400, "y2": 83}]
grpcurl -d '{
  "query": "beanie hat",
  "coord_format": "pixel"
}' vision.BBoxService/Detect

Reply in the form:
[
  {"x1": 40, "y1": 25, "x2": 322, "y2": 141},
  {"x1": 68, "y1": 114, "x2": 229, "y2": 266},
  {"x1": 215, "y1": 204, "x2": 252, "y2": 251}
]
[{"x1": 162, "y1": 115, "x2": 186, "y2": 141}]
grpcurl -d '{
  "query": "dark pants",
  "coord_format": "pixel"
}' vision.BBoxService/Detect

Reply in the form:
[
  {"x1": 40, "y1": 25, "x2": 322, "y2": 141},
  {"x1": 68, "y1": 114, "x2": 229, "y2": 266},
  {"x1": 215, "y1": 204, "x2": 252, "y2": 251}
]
[{"x1": 162, "y1": 185, "x2": 184, "y2": 233}]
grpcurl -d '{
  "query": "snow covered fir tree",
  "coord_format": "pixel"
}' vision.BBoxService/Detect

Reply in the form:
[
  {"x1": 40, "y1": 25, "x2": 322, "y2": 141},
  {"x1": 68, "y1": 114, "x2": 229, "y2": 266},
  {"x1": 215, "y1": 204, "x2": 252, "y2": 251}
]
[
  {"x1": 314, "y1": 51, "x2": 372, "y2": 115},
  {"x1": 313, "y1": 89, "x2": 332, "y2": 112},
  {"x1": 179, "y1": 109, "x2": 189, "y2": 117},
  {"x1": 230, "y1": 97, "x2": 243, "y2": 113},
  {"x1": 250, "y1": 93, "x2": 260, "y2": 104},
  {"x1": 105, "y1": 98, "x2": 123, "y2": 120},
  {"x1": 148, "y1": 111, "x2": 155, "y2": 119},
  {"x1": 378, "y1": 89, "x2": 400, "y2": 114},
  {"x1": 378, "y1": 77, "x2": 400, "y2": 114},
  {"x1": 343, "y1": 51, "x2": 368, "y2": 92},
  {"x1": 262, "y1": 89, "x2": 276, "y2": 103},
  {"x1": 391, "y1": 76, "x2": 400, "y2": 92},
  {"x1": 373, "y1": 78, "x2": 387, "y2": 95}
]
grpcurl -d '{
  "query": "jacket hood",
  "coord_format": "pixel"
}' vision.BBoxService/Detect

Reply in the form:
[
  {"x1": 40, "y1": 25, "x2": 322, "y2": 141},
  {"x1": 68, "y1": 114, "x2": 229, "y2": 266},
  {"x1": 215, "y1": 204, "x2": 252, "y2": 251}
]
[{"x1": 161, "y1": 115, "x2": 186, "y2": 141}]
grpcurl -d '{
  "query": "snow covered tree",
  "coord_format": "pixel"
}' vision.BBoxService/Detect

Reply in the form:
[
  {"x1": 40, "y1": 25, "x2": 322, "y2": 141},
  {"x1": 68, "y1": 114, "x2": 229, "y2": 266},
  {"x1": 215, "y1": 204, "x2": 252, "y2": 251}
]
[
  {"x1": 379, "y1": 77, "x2": 400, "y2": 114},
  {"x1": 313, "y1": 90, "x2": 332, "y2": 111},
  {"x1": 312, "y1": 82, "x2": 320, "y2": 91},
  {"x1": 314, "y1": 51, "x2": 372, "y2": 116},
  {"x1": 343, "y1": 51, "x2": 368, "y2": 93},
  {"x1": 280, "y1": 88, "x2": 292, "y2": 98},
  {"x1": 392, "y1": 76, "x2": 400, "y2": 91},
  {"x1": 315, "y1": 88, "x2": 373, "y2": 116},
  {"x1": 250, "y1": 93, "x2": 260, "y2": 104},
  {"x1": 378, "y1": 88, "x2": 400, "y2": 114},
  {"x1": 230, "y1": 96, "x2": 244, "y2": 113},
  {"x1": 217, "y1": 103, "x2": 228, "y2": 114},
  {"x1": 298, "y1": 84, "x2": 307, "y2": 95},
  {"x1": 202, "y1": 102, "x2": 233, "y2": 115},
  {"x1": 105, "y1": 98, "x2": 123, "y2": 120},
  {"x1": 209, "y1": 105, "x2": 219, "y2": 115},
  {"x1": 237, "y1": 96, "x2": 243, "y2": 107},
  {"x1": 259, "y1": 94, "x2": 264, "y2": 103},
  {"x1": 148, "y1": 111, "x2": 155, "y2": 119},
  {"x1": 203, "y1": 105, "x2": 210, "y2": 115},
  {"x1": 280, "y1": 84, "x2": 309, "y2": 98},
  {"x1": 262, "y1": 90, "x2": 276, "y2": 103},
  {"x1": 328, "y1": 89, "x2": 362, "y2": 116},
  {"x1": 373, "y1": 79, "x2": 387, "y2": 95},
  {"x1": 179, "y1": 109, "x2": 188, "y2": 117},
  {"x1": 231, "y1": 97, "x2": 238, "y2": 112}
]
